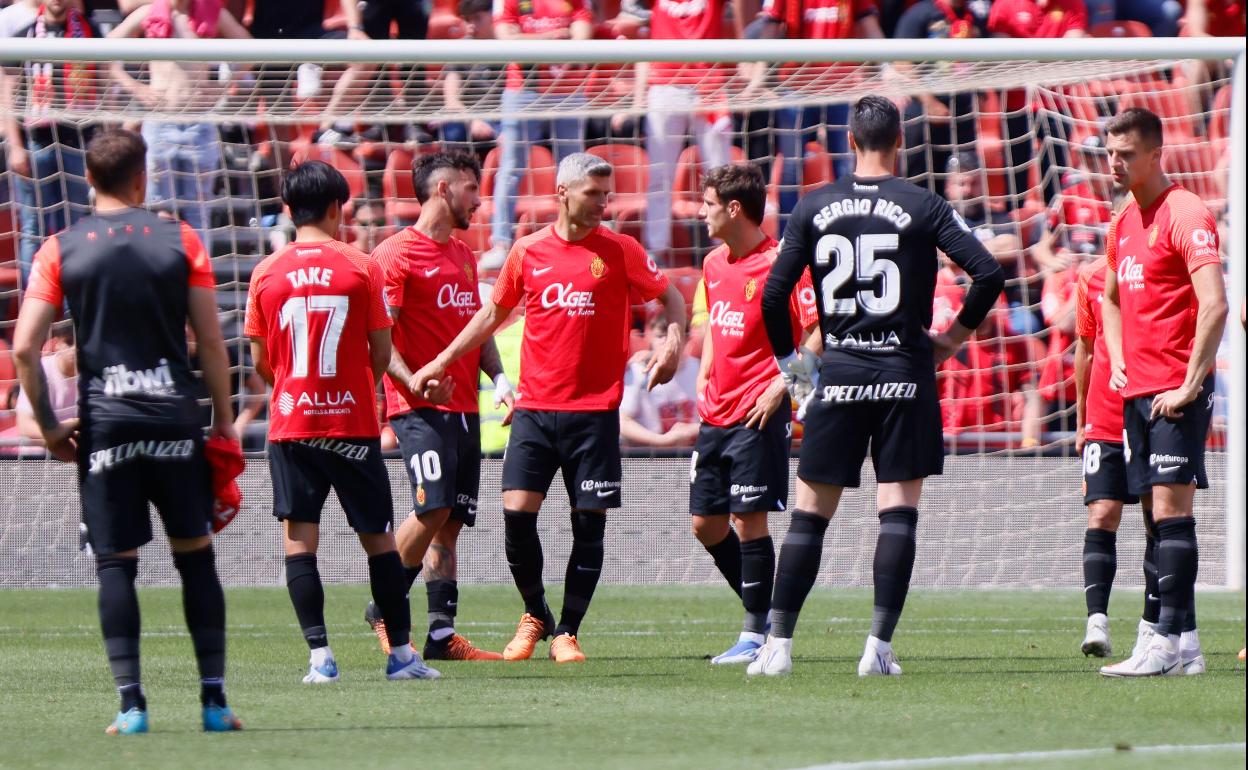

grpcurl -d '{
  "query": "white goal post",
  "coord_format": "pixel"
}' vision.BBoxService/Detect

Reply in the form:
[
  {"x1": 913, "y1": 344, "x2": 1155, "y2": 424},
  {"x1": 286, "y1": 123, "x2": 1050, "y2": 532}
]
[{"x1": 0, "y1": 36, "x2": 1241, "y2": 590}]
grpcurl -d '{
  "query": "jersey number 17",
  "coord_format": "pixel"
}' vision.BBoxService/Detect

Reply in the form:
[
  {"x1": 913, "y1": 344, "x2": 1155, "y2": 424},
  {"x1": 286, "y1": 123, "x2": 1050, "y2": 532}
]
[{"x1": 279, "y1": 295, "x2": 349, "y2": 378}]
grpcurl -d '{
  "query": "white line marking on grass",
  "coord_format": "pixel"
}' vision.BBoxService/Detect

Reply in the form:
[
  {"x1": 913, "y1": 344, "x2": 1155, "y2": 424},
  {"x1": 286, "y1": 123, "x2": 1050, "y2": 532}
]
[{"x1": 791, "y1": 742, "x2": 1246, "y2": 770}]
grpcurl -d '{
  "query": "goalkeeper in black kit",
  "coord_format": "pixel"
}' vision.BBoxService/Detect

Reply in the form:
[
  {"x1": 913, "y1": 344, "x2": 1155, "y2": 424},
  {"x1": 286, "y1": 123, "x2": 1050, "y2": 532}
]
[{"x1": 750, "y1": 96, "x2": 1005, "y2": 677}]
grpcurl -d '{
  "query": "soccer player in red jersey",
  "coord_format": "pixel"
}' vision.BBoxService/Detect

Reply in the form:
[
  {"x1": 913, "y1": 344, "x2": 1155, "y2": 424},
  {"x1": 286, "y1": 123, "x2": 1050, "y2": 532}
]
[
  {"x1": 692, "y1": 164, "x2": 819, "y2": 665},
  {"x1": 14, "y1": 128, "x2": 241, "y2": 733},
  {"x1": 1097, "y1": 108, "x2": 1227, "y2": 677},
  {"x1": 414, "y1": 152, "x2": 687, "y2": 663},
  {"x1": 245, "y1": 161, "x2": 437, "y2": 682},
  {"x1": 1074, "y1": 254, "x2": 1205, "y2": 672},
  {"x1": 364, "y1": 152, "x2": 508, "y2": 661}
]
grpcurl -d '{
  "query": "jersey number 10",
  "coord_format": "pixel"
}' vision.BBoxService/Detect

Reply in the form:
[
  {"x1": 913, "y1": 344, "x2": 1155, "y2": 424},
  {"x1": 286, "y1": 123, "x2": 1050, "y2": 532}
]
[
  {"x1": 279, "y1": 295, "x2": 349, "y2": 378},
  {"x1": 815, "y1": 233, "x2": 901, "y2": 317}
]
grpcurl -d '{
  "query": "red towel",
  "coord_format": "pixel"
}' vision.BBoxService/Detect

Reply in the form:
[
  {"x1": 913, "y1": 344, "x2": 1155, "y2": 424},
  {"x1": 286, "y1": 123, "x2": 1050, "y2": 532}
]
[{"x1": 204, "y1": 435, "x2": 244, "y2": 533}]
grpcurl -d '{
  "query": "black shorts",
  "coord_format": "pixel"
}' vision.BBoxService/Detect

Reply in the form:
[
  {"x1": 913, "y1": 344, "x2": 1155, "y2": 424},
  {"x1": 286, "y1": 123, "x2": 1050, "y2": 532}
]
[
  {"x1": 797, "y1": 364, "x2": 944, "y2": 488},
  {"x1": 690, "y1": 416, "x2": 791, "y2": 515},
  {"x1": 391, "y1": 409, "x2": 480, "y2": 526},
  {"x1": 268, "y1": 438, "x2": 393, "y2": 534},
  {"x1": 361, "y1": 0, "x2": 428, "y2": 40},
  {"x1": 78, "y1": 420, "x2": 213, "y2": 555},
  {"x1": 502, "y1": 409, "x2": 622, "y2": 509},
  {"x1": 1082, "y1": 440, "x2": 1139, "y2": 505},
  {"x1": 1123, "y1": 375, "x2": 1214, "y2": 496}
]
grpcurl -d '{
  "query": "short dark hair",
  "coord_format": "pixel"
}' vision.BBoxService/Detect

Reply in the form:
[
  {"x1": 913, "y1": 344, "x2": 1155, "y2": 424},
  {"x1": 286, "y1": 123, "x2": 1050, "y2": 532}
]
[
  {"x1": 411, "y1": 151, "x2": 482, "y2": 204},
  {"x1": 282, "y1": 160, "x2": 350, "y2": 227},
  {"x1": 458, "y1": 0, "x2": 491, "y2": 16},
  {"x1": 1106, "y1": 107, "x2": 1164, "y2": 149},
  {"x1": 85, "y1": 129, "x2": 147, "y2": 196},
  {"x1": 702, "y1": 163, "x2": 766, "y2": 225},
  {"x1": 850, "y1": 96, "x2": 901, "y2": 152}
]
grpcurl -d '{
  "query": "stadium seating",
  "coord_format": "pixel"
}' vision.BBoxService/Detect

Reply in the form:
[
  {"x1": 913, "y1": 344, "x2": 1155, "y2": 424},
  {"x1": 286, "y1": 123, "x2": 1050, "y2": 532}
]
[{"x1": 382, "y1": 148, "x2": 422, "y2": 224}]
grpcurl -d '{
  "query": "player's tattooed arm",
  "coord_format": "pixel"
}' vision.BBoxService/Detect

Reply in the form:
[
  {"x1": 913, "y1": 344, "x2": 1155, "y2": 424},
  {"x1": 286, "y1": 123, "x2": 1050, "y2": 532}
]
[
  {"x1": 479, "y1": 337, "x2": 504, "y2": 381},
  {"x1": 12, "y1": 297, "x2": 77, "y2": 462}
]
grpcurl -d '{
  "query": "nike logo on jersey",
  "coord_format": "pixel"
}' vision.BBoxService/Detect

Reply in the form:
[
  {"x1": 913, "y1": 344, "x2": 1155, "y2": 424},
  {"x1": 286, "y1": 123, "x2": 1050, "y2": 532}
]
[
  {"x1": 741, "y1": 494, "x2": 762, "y2": 503},
  {"x1": 596, "y1": 489, "x2": 615, "y2": 498},
  {"x1": 446, "y1": 601, "x2": 457, "y2": 607},
  {"x1": 424, "y1": 266, "x2": 441, "y2": 277},
  {"x1": 742, "y1": 581, "x2": 761, "y2": 588},
  {"x1": 532, "y1": 266, "x2": 554, "y2": 276},
  {"x1": 1158, "y1": 465, "x2": 1181, "y2": 474},
  {"x1": 576, "y1": 565, "x2": 601, "y2": 573},
  {"x1": 707, "y1": 280, "x2": 722, "y2": 289},
  {"x1": 1119, "y1": 235, "x2": 1130, "y2": 247}
]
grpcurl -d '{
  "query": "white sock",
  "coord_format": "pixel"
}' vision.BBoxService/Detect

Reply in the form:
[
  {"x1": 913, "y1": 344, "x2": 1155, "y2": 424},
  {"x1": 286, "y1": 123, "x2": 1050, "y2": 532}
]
[
  {"x1": 1180, "y1": 629, "x2": 1201, "y2": 652},
  {"x1": 739, "y1": 631, "x2": 765, "y2": 645},
  {"x1": 429, "y1": 626, "x2": 455, "y2": 642},
  {"x1": 390, "y1": 643, "x2": 413, "y2": 664},
  {"x1": 310, "y1": 646, "x2": 334, "y2": 667}
]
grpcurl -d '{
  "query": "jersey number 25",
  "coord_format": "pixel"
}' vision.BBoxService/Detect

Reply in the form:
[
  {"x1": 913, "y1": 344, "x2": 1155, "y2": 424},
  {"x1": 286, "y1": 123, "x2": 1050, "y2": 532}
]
[{"x1": 815, "y1": 233, "x2": 901, "y2": 317}]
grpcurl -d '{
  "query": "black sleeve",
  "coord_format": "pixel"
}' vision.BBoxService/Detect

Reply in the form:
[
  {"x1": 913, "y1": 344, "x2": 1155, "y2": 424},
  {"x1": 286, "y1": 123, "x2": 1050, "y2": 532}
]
[
  {"x1": 761, "y1": 200, "x2": 811, "y2": 359},
  {"x1": 893, "y1": 5, "x2": 931, "y2": 38},
  {"x1": 929, "y1": 194, "x2": 1004, "y2": 331}
]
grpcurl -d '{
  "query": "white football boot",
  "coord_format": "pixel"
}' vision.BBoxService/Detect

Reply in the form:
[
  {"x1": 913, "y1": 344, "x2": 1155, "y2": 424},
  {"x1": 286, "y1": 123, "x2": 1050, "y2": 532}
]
[
  {"x1": 857, "y1": 635, "x2": 903, "y2": 677},
  {"x1": 746, "y1": 636, "x2": 793, "y2": 677},
  {"x1": 1080, "y1": 613, "x2": 1112, "y2": 658},
  {"x1": 1100, "y1": 633, "x2": 1182, "y2": 677},
  {"x1": 1180, "y1": 629, "x2": 1206, "y2": 675}
]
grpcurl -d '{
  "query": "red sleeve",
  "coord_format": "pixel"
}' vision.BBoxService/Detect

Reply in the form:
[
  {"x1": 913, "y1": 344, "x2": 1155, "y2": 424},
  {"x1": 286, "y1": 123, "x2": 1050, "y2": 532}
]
[
  {"x1": 491, "y1": 241, "x2": 526, "y2": 307},
  {"x1": 374, "y1": 238, "x2": 407, "y2": 309},
  {"x1": 1168, "y1": 196, "x2": 1222, "y2": 274},
  {"x1": 1074, "y1": 266, "x2": 1094, "y2": 339},
  {"x1": 181, "y1": 222, "x2": 215, "y2": 289},
  {"x1": 24, "y1": 236, "x2": 63, "y2": 306},
  {"x1": 1104, "y1": 216, "x2": 1120, "y2": 271},
  {"x1": 495, "y1": 0, "x2": 520, "y2": 26},
  {"x1": 1061, "y1": 0, "x2": 1088, "y2": 33},
  {"x1": 570, "y1": 0, "x2": 593, "y2": 24},
  {"x1": 621, "y1": 235, "x2": 669, "y2": 301},
  {"x1": 987, "y1": 0, "x2": 1010, "y2": 35},
  {"x1": 789, "y1": 267, "x2": 819, "y2": 330},
  {"x1": 365, "y1": 256, "x2": 394, "y2": 331},
  {"x1": 243, "y1": 257, "x2": 270, "y2": 338}
]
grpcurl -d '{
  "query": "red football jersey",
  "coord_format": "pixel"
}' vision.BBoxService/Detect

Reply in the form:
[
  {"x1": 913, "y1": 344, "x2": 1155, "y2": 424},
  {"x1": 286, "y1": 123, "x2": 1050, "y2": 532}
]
[
  {"x1": 987, "y1": 0, "x2": 1087, "y2": 38},
  {"x1": 492, "y1": 225, "x2": 670, "y2": 411},
  {"x1": 1106, "y1": 185, "x2": 1221, "y2": 400},
  {"x1": 648, "y1": 0, "x2": 728, "y2": 89},
  {"x1": 495, "y1": 0, "x2": 593, "y2": 92},
  {"x1": 699, "y1": 237, "x2": 818, "y2": 427},
  {"x1": 244, "y1": 239, "x2": 392, "y2": 440},
  {"x1": 1075, "y1": 256, "x2": 1123, "y2": 443},
  {"x1": 373, "y1": 228, "x2": 482, "y2": 417}
]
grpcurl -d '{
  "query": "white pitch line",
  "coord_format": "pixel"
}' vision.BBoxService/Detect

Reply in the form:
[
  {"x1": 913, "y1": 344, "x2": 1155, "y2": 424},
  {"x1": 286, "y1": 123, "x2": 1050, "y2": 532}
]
[{"x1": 790, "y1": 742, "x2": 1246, "y2": 770}]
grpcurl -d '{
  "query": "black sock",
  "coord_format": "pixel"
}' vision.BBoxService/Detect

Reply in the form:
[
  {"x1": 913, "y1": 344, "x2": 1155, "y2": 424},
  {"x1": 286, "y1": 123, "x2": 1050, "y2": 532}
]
[
  {"x1": 871, "y1": 507, "x2": 918, "y2": 643},
  {"x1": 770, "y1": 510, "x2": 830, "y2": 639},
  {"x1": 1142, "y1": 515, "x2": 1161, "y2": 624},
  {"x1": 1182, "y1": 589, "x2": 1197, "y2": 633},
  {"x1": 426, "y1": 579, "x2": 457, "y2": 639},
  {"x1": 284, "y1": 553, "x2": 328, "y2": 649},
  {"x1": 1154, "y1": 517, "x2": 1198, "y2": 637},
  {"x1": 740, "y1": 536, "x2": 774, "y2": 635},
  {"x1": 504, "y1": 509, "x2": 552, "y2": 624},
  {"x1": 704, "y1": 527, "x2": 742, "y2": 598},
  {"x1": 172, "y1": 547, "x2": 227, "y2": 708},
  {"x1": 1082, "y1": 528, "x2": 1117, "y2": 617},
  {"x1": 556, "y1": 510, "x2": 605, "y2": 638},
  {"x1": 404, "y1": 564, "x2": 423, "y2": 593},
  {"x1": 367, "y1": 551, "x2": 412, "y2": 650},
  {"x1": 97, "y1": 556, "x2": 145, "y2": 712}
]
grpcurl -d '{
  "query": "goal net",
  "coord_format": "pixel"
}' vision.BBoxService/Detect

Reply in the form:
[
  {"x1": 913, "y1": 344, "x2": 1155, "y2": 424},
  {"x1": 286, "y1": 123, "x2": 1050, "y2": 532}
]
[{"x1": 0, "y1": 38, "x2": 1242, "y2": 593}]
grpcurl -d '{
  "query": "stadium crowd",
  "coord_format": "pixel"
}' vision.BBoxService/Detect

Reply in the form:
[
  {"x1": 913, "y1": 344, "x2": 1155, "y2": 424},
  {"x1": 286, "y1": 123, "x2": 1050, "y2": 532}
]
[{"x1": 0, "y1": 0, "x2": 1240, "y2": 453}]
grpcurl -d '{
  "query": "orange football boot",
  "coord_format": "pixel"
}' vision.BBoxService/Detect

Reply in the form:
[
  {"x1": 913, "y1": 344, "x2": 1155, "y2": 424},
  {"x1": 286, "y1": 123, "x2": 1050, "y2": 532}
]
[
  {"x1": 549, "y1": 634, "x2": 586, "y2": 664},
  {"x1": 502, "y1": 613, "x2": 550, "y2": 661}
]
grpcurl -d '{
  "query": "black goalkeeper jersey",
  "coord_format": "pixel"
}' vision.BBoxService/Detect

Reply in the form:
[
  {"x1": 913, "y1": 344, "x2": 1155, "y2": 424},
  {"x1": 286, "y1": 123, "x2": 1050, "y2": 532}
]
[{"x1": 762, "y1": 174, "x2": 1004, "y2": 374}]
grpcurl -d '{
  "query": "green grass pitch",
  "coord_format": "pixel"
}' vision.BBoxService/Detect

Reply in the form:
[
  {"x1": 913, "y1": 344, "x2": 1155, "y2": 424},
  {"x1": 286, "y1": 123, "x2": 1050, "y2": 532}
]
[{"x1": 0, "y1": 585, "x2": 1243, "y2": 769}]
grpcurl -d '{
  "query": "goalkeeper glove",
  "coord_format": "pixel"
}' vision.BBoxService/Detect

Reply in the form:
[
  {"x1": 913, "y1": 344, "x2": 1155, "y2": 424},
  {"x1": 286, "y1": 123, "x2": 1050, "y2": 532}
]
[{"x1": 776, "y1": 347, "x2": 818, "y2": 405}]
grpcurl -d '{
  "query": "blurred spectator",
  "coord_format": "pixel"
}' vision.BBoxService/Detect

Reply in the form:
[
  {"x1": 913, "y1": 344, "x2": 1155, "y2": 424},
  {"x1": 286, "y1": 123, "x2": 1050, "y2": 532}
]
[
  {"x1": 1110, "y1": 0, "x2": 1182, "y2": 36},
  {"x1": 2, "y1": 0, "x2": 97, "y2": 286},
  {"x1": 479, "y1": 0, "x2": 593, "y2": 269},
  {"x1": 108, "y1": 0, "x2": 250, "y2": 253},
  {"x1": 1037, "y1": 242, "x2": 1082, "y2": 430},
  {"x1": 894, "y1": 0, "x2": 988, "y2": 199},
  {"x1": 756, "y1": 0, "x2": 884, "y2": 232},
  {"x1": 1183, "y1": 0, "x2": 1246, "y2": 36},
  {"x1": 438, "y1": 0, "x2": 500, "y2": 152},
  {"x1": 620, "y1": 316, "x2": 700, "y2": 448},
  {"x1": 988, "y1": 0, "x2": 1086, "y2": 209},
  {"x1": 637, "y1": 0, "x2": 737, "y2": 260},
  {"x1": 944, "y1": 152, "x2": 1045, "y2": 335},
  {"x1": 350, "y1": 198, "x2": 386, "y2": 252},
  {"x1": 15, "y1": 323, "x2": 76, "y2": 444},
  {"x1": 1044, "y1": 134, "x2": 1112, "y2": 258}
]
